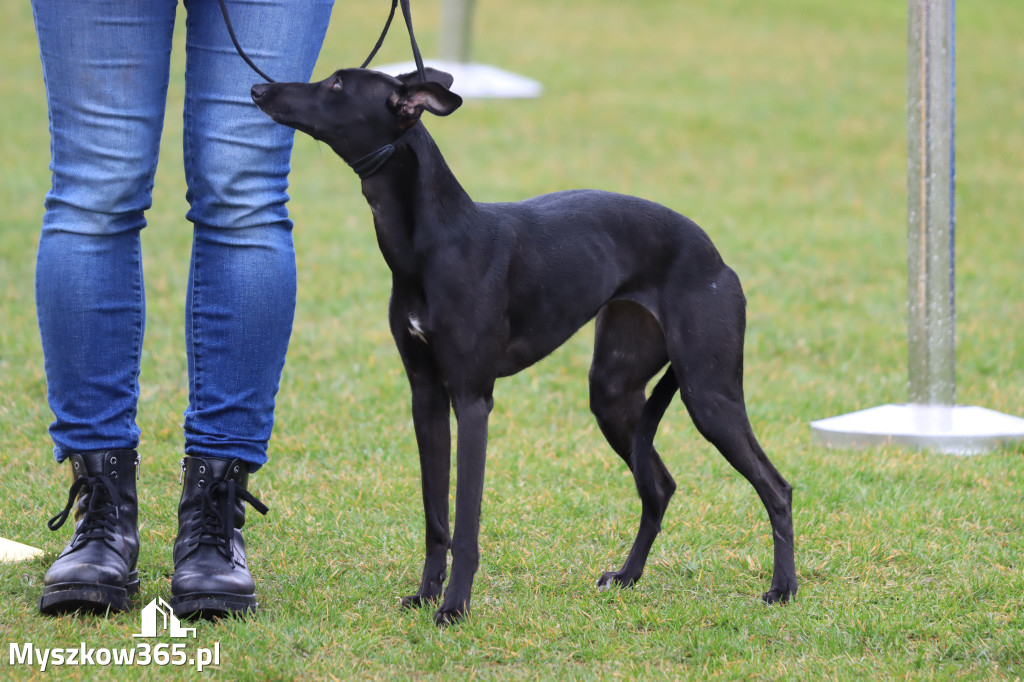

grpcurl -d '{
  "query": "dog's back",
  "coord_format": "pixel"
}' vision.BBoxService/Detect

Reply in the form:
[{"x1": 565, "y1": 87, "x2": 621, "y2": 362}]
[{"x1": 464, "y1": 189, "x2": 730, "y2": 373}]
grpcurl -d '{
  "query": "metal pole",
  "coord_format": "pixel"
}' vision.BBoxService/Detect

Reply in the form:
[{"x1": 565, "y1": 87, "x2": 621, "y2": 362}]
[
  {"x1": 440, "y1": 0, "x2": 476, "y2": 64},
  {"x1": 810, "y1": 0, "x2": 1024, "y2": 454},
  {"x1": 906, "y1": 0, "x2": 956, "y2": 407}
]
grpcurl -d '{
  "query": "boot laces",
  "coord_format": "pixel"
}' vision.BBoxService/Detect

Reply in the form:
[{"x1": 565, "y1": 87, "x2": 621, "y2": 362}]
[
  {"x1": 47, "y1": 474, "x2": 123, "y2": 549},
  {"x1": 190, "y1": 478, "x2": 269, "y2": 561}
]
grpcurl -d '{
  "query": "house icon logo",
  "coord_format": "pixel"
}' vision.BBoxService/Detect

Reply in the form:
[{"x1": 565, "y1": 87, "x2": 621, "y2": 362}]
[{"x1": 133, "y1": 598, "x2": 196, "y2": 639}]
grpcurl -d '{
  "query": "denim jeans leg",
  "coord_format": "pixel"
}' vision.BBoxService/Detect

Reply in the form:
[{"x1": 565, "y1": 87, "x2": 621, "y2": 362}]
[
  {"x1": 31, "y1": 0, "x2": 177, "y2": 461},
  {"x1": 181, "y1": 0, "x2": 333, "y2": 470}
]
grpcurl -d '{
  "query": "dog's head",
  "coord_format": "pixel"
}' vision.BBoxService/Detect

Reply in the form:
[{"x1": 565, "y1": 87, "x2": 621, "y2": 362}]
[{"x1": 251, "y1": 67, "x2": 462, "y2": 166}]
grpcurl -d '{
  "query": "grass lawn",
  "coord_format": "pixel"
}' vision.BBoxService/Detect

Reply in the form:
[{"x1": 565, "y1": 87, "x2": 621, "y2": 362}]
[{"x1": 2, "y1": 0, "x2": 1022, "y2": 679}]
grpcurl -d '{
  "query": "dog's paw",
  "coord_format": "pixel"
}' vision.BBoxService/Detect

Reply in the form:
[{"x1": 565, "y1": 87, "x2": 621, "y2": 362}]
[
  {"x1": 596, "y1": 570, "x2": 639, "y2": 591},
  {"x1": 433, "y1": 605, "x2": 468, "y2": 627},
  {"x1": 761, "y1": 578, "x2": 798, "y2": 605},
  {"x1": 400, "y1": 596, "x2": 416, "y2": 609},
  {"x1": 401, "y1": 593, "x2": 439, "y2": 610}
]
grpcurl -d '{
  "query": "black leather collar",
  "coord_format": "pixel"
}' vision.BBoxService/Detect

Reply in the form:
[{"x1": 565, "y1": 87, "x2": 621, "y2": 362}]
[{"x1": 348, "y1": 144, "x2": 396, "y2": 179}]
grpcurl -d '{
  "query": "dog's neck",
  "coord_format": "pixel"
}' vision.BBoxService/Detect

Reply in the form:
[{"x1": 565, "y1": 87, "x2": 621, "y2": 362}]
[{"x1": 358, "y1": 123, "x2": 475, "y2": 280}]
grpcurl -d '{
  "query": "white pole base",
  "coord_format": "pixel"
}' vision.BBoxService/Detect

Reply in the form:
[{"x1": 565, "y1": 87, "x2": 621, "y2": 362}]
[
  {"x1": 376, "y1": 60, "x2": 542, "y2": 98},
  {"x1": 811, "y1": 404, "x2": 1024, "y2": 455},
  {"x1": 1, "y1": 537, "x2": 44, "y2": 563}
]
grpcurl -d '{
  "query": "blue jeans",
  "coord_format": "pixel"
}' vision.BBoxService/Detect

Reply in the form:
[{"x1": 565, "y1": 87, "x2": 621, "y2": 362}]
[{"x1": 32, "y1": 0, "x2": 334, "y2": 469}]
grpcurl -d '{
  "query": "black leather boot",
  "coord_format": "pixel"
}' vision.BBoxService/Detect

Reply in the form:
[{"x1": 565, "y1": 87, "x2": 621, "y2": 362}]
[
  {"x1": 170, "y1": 456, "x2": 269, "y2": 619},
  {"x1": 40, "y1": 450, "x2": 141, "y2": 614}
]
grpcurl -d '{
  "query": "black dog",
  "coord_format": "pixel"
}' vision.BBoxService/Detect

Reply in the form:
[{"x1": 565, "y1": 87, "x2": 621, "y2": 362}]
[{"x1": 252, "y1": 68, "x2": 797, "y2": 625}]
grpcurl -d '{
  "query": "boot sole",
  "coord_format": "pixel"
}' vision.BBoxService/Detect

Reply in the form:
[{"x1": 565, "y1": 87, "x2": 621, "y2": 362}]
[
  {"x1": 170, "y1": 592, "x2": 257, "y2": 620},
  {"x1": 39, "y1": 574, "x2": 140, "y2": 615}
]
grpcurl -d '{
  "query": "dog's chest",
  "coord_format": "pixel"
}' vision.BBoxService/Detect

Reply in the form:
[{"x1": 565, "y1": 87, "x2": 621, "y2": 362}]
[{"x1": 408, "y1": 314, "x2": 428, "y2": 344}]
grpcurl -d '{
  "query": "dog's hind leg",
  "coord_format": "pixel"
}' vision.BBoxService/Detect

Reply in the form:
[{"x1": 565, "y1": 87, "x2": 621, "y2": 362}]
[
  {"x1": 588, "y1": 302, "x2": 677, "y2": 589},
  {"x1": 668, "y1": 268, "x2": 797, "y2": 603}
]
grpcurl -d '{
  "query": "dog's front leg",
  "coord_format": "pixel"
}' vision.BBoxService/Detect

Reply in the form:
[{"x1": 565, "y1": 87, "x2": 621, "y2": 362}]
[
  {"x1": 401, "y1": 372, "x2": 452, "y2": 609},
  {"x1": 391, "y1": 302, "x2": 453, "y2": 610},
  {"x1": 434, "y1": 393, "x2": 493, "y2": 626}
]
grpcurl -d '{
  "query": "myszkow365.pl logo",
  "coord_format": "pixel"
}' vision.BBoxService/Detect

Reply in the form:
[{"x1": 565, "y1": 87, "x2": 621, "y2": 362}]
[{"x1": 8, "y1": 598, "x2": 222, "y2": 673}]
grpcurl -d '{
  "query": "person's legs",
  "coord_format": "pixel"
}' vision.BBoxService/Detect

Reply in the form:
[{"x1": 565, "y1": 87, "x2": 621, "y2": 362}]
[
  {"x1": 33, "y1": 0, "x2": 176, "y2": 461},
  {"x1": 181, "y1": 0, "x2": 333, "y2": 471},
  {"x1": 171, "y1": 0, "x2": 333, "y2": 618},
  {"x1": 31, "y1": 0, "x2": 176, "y2": 614}
]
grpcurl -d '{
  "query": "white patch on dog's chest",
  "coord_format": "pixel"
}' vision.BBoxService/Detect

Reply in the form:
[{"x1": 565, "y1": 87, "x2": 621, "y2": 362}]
[{"x1": 408, "y1": 314, "x2": 428, "y2": 344}]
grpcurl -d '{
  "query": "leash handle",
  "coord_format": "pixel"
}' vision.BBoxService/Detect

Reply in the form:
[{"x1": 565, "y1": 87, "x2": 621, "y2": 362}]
[
  {"x1": 222, "y1": 0, "x2": 428, "y2": 85},
  {"x1": 400, "y1": 0, "x2": 427, "y2": 79},
  {"x1": 362, "y1": 0, "x2": 428, "y2": 82},
  {"x1": 219, "y1": 0, "x2": 276, "y2": 83},
  {"x1": 361, "y1": 0, "x2": 399, "y2": 69}
]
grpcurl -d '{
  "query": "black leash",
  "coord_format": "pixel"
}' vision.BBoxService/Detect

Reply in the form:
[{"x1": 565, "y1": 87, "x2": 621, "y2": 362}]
[
  {"x1": 218, "y1": 0, "x2": 275, "y2": 82},
  {"x1": 220, "y1": 0, "x2": 427, "y2": 84}
]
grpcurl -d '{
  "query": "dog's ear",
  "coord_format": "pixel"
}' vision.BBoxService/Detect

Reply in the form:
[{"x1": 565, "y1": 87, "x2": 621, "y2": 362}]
[
  {"x1": 397, "y1": 67, "x2": 455, "y2": 90},
  {"x1": 388, "y1": 81, "x2": 463, "y2": 118}
]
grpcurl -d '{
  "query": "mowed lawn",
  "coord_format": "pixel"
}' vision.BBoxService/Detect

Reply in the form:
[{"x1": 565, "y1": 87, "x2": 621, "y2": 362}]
[{"x1": 1, "y1": 0, "x2": 1022, "y2": 679}]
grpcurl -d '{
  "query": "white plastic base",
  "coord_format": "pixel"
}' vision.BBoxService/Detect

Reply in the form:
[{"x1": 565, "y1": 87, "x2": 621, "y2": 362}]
[
  {"x1": 1, "y1": 537, "x2": 44, "y2": 563},
  {"x1": 376, "y1": 60, "x2": 542, "y2": 98},
  {"x1": 810, "y1": 404, "x2": 1024, "y2": 455}
]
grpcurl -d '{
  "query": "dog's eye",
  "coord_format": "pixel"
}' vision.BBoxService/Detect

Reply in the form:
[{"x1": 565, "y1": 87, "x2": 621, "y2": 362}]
[{"x1": 330, "y1": 76, "x2": 343, "y2": 91}]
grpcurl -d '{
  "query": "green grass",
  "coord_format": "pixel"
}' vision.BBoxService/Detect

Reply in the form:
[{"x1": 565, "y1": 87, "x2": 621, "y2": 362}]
[{"x1": 2, "y1": 0, "x2": 1023, "y2": 679}]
